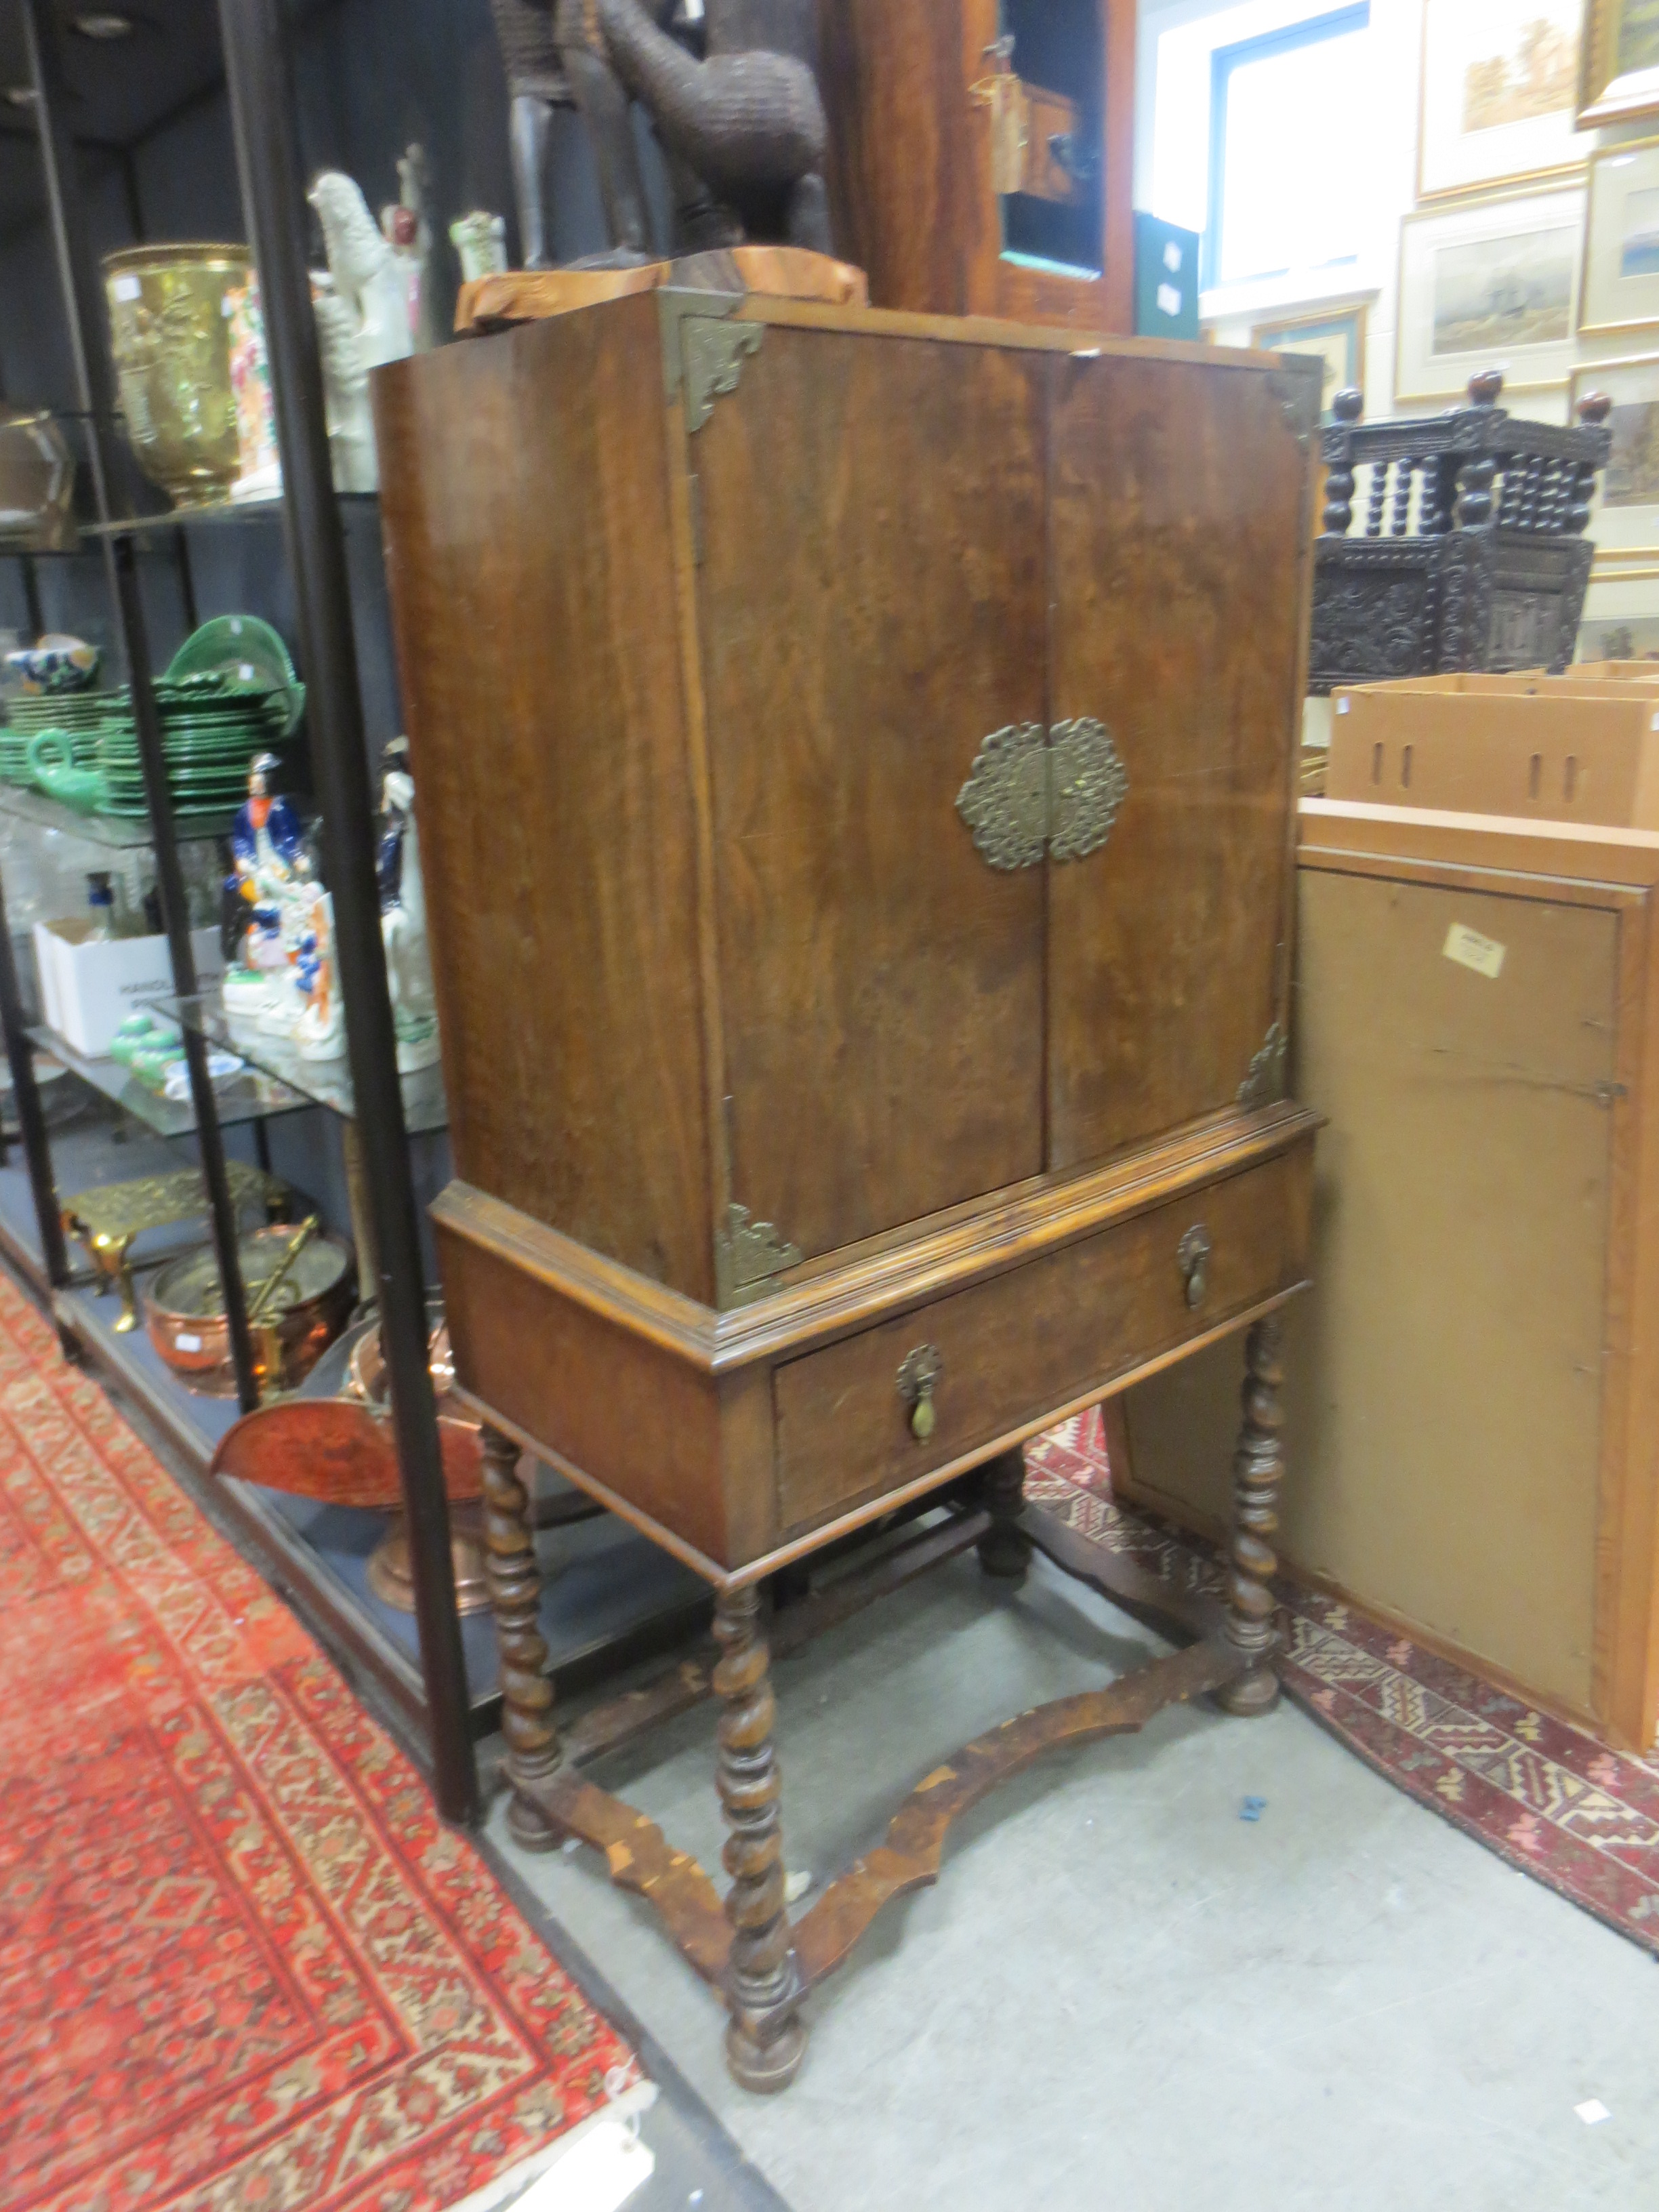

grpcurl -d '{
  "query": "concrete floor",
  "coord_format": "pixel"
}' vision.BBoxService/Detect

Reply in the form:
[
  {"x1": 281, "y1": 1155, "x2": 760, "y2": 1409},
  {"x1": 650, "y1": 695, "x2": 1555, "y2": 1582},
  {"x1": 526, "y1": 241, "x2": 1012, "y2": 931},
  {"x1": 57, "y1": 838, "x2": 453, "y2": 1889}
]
[{"x1": 490, "y1": 1543, "x2": 1659, "y2": 2212}]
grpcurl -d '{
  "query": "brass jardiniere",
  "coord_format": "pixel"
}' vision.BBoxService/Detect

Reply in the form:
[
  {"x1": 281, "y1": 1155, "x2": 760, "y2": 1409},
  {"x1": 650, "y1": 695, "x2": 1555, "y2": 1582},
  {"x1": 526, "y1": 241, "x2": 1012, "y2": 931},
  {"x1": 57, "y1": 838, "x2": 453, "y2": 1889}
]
[{"x1": 103, "y1": 242, "x2": 252, "y2": 510}]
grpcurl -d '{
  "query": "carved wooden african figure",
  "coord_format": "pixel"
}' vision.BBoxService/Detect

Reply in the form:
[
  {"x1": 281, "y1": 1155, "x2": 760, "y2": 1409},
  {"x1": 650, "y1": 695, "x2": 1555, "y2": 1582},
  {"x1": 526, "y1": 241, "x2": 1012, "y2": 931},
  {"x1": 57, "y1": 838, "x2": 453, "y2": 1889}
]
[{"x1": 594, "y1": 0, "x2": 833, "y2": 251}]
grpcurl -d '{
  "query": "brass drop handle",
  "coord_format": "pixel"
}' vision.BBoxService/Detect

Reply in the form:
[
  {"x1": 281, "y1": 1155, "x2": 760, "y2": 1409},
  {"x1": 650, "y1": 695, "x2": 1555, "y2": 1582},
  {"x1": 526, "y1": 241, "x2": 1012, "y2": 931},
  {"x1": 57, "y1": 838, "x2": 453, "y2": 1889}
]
[
  {"x1": 897, "y1": 1344, "x2": 943, "y2": 1441},
  {"x1": 1178, "y1": 1225, "x2": 1212, "y2": 1309}
]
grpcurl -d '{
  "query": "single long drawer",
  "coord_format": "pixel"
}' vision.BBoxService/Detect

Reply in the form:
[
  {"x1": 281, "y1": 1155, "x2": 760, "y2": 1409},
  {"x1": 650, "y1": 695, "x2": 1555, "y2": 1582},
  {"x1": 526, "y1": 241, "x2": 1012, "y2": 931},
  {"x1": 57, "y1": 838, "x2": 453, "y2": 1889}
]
[{"x1": 772, "y1": 1145, "x2": 1311, "y2": 1537}]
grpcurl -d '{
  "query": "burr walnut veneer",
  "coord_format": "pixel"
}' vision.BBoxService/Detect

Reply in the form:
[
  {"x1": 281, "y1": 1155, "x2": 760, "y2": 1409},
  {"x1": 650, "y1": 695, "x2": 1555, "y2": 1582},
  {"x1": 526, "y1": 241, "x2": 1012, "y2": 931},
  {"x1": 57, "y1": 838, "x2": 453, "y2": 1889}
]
[{"x1": 375, "y1": 289, "x2": 1320, "y2": 2090}]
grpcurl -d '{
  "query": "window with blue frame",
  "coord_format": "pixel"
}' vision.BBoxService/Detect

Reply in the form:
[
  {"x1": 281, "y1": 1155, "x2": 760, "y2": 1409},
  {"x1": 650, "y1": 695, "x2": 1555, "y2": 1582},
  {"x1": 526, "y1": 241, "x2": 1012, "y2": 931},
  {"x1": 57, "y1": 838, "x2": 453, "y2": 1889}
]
[{"x1": 1205, "y1": 3, "x2": 1370, "y2": 289}]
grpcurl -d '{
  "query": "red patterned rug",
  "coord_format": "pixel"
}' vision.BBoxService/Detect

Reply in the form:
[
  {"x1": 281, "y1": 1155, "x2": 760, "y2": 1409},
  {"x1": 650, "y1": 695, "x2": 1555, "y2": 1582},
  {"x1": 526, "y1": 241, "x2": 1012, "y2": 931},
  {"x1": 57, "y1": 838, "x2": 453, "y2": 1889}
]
[
  {"x1": 1026, "y1": 1409, "x2": 1659, "y2": 1961},
  {"x1": 0, "y1": 1267, "x2": 639, "y2": 2212}
]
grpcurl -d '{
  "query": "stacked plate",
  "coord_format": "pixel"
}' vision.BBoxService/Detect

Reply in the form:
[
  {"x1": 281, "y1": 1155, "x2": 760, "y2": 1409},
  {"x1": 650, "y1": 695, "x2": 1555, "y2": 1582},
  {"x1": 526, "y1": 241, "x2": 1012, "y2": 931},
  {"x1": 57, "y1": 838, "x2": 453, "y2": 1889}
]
[
  {"x1": 5, "y1": 615, "x2": 306, "y2": 817},
  {"x1": 94, "y1": 675, "x2": 295, "y2": 819},
  {"x1": 1, "y1": 690, "x2": 117, "y2": 783}
]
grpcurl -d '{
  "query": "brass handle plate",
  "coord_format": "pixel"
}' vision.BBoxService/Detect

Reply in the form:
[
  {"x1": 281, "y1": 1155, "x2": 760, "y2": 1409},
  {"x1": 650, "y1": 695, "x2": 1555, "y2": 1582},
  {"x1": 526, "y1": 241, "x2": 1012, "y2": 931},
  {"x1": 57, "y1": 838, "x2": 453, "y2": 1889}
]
[
  {"x1": 1177, "y1": 1224, "x2": 1212, "y2": 1309},
  {"x1": 956, "y1": 717, "x2": 1128, "y2": 871},
  {"x1": 897, "y1": 1343, "x2": 944, "y2": 1442}
]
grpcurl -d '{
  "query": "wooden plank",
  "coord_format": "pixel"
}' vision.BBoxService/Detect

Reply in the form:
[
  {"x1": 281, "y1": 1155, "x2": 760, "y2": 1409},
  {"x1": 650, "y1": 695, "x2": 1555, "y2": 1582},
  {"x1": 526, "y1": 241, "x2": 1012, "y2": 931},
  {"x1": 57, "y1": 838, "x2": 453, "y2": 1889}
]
[
  {"x1": 773, "y1": 1146, "x2": 1309, "y2": 1537},
  {"x1": 430, "y1": 1103, "x2": 1319, "y2": 1371},
  {"x1": 791, "y1": 1637, "x2": 1240, "y2": 1990},
  {"x1": 1021, "y1": 1499, "x2": 1220, "y2": 1642},
  {"x1": 1126, "y1": 862, "x2": 1622, "y2": 1723},
  {"x1": 534, "y1": 1772, "x2": 731, "y2": 1985},
  {"x1": 694, "y1": 319, "x2": 1049, "y2": 1263},
  {"x1": 1300, "y1": 796, "x2": 1659, "y2": 882},
  {"x1": 1046, "y1": 352, "x2": 1309, "y2": 1170},
  {"x1": 439, "y1": 1223, "x2": 732, "y2": 1566},
  {"x1": 1597, "y1": 869, "x2": 1659, "y2": 1745},
  {"x1": 562, "y1": 1509, "x2": 991, "y2": 1767},
  {"x1": 821, "y1": 0, "x2": 968, "y2": 314},
  {"x1": 374, "y1": 294, "x2": 716, "y2": 1301}
]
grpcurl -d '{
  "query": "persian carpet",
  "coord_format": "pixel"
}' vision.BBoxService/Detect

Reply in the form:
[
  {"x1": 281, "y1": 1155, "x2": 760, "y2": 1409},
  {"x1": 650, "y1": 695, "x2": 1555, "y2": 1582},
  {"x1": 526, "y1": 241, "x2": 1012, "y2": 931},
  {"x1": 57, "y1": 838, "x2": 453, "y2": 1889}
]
[
  {"x1": 1025, "y1": 1408, "x2": 1659, "y2": 1962},
  {"x1": 0, "y1": 1266, "x2": 639, "y2": 2212}
]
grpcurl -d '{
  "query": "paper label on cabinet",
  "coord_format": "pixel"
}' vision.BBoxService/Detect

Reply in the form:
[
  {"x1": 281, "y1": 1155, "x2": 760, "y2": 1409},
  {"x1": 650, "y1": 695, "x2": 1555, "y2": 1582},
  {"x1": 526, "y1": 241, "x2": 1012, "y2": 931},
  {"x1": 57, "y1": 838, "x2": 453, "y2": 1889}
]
[
  {"x1": 1443, "y1": 922, "x2": 1505, "y2": 979},
  {"x1": 174, "y1": 1332, "x2": 203, "y2": 1352},
  {"x1": 1157, "y1": 282, "x2": 1181, "y2": 316}
]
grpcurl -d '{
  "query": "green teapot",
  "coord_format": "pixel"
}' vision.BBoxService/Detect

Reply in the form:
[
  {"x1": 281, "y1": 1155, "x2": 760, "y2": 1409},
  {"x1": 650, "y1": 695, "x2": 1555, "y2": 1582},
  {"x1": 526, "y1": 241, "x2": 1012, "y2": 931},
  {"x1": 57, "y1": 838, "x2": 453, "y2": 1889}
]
[{"x1": 26, "y1": 728, "x2": 106, "y2": 813}]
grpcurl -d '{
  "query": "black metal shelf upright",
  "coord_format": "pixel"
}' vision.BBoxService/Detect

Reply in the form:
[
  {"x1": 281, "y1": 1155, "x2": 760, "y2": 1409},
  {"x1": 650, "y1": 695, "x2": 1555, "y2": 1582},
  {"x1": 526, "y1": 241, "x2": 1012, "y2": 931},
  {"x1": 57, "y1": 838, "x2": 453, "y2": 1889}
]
[{"x1": 2, "y1": 0, "x2": 478, "y2": 1822}]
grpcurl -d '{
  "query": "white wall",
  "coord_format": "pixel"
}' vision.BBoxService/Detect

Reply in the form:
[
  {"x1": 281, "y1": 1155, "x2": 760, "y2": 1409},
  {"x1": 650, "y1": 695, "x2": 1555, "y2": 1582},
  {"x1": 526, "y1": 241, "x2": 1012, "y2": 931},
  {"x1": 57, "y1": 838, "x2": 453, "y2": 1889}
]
[{"x1": 1133, "y1": 0, "x2": 1659, "y2": 628}]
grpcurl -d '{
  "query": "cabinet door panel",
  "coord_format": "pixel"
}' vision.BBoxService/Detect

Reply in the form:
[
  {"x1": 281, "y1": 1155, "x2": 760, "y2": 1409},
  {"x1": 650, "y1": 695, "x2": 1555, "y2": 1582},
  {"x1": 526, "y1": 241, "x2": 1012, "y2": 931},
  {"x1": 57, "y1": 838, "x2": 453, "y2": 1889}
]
[
  {"x1": 1046, "y1": 354, "x2": 1308, "y2": 1168},
  {"x1": 697, "y1": 324, "x2": 1048, "y2": 1265}
]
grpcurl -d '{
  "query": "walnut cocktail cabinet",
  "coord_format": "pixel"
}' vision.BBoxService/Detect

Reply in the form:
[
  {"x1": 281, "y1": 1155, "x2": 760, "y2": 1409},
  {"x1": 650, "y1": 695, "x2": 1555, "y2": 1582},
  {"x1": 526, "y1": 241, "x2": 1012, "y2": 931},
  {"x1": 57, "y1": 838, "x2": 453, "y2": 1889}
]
[{"x1": 375, "y1": 289, "x2": 1320, "y2": 2091}]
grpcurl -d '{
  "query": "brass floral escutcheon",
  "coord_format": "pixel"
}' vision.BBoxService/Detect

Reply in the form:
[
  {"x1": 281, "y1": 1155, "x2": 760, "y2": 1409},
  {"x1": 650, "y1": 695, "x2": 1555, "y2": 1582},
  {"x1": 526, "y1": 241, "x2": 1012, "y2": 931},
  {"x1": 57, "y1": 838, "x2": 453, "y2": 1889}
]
[
  {"x1": 956, "y1": 717, "x2": 1128, "y2": 869},
  {"x1": 1048, "y1": 717, "x2": 1130, "y2": 863}
]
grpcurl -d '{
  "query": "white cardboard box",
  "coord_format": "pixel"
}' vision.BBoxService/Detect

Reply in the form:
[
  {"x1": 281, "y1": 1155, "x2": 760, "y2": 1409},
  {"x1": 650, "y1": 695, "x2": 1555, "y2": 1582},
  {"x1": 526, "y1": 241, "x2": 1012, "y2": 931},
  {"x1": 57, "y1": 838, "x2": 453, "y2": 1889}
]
[{"x1": 33, "y1": 918, "x2": 225, "y2": 1058}]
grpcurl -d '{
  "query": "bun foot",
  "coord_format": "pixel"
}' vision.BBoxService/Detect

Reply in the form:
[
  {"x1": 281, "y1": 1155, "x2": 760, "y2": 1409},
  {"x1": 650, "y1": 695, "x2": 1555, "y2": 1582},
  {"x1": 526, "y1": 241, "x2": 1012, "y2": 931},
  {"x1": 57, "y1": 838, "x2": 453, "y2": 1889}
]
[
  {"x1": 724, "y1": 2016, "x2": 807, "y2": 2094},
  {"x1": 506, "y1": 1788, "x2": 563, "y2": 1851},
  {"x1": 1216, "y1": 1665, "x2": 1281, "y2": 1718}
]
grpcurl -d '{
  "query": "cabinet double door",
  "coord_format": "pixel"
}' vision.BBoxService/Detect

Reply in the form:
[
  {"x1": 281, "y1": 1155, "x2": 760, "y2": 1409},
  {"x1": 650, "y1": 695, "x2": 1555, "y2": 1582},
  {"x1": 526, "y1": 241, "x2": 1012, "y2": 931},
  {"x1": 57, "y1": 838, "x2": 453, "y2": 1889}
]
[{"x1": 693, "y1": 319, "x2": 1310, "y2": 1274}]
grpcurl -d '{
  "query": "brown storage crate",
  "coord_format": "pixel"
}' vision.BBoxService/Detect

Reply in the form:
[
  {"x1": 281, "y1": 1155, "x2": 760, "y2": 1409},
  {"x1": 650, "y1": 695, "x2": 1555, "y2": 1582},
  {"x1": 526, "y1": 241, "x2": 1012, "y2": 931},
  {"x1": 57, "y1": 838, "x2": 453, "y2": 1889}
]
[{"x1": 1328, "y1": 672, "x2": 1659, "y2": 825}]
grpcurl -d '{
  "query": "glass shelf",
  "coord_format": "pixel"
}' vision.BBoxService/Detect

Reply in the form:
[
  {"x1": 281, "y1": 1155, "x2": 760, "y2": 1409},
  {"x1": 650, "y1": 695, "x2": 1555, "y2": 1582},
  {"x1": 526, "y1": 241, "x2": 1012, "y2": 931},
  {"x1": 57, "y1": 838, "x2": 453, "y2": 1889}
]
[
  {"x1": 82, "y1": 492, "x2": 380, "y2": 540},
  {"x1": 0, "y1": 539, "x2": 102, "y2": 560},
  {"x1": 152, "y1": 988, "x2": 450, "y2": 1135},
  {"x1": 0, "y1": 782, "x2": 238, "y2": 848},
  {"x1": 28, "y1": 1021, "x2": 314, "y2": 1139}
]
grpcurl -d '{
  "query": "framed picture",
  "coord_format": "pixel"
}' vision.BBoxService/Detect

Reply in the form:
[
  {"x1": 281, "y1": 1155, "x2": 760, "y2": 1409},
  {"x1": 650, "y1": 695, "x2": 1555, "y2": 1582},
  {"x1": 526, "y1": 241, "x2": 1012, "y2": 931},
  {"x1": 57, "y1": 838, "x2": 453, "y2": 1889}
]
[
  {"x1": 1397, "y1": 184, "x2": 1585, "y2": 401},
  {"x1": 1581, "y1": 136, "x2": 1659, "y2": 332},
  {"x1": 1250, "y1": 304, "x2": 1368, "y2": 421},
  {"x1": 1418, "y1": 0, "x2": 1584, "y2": 202},
  {"x1": 1576, "y1": 0, "x2": 1659, "y2": 127},
  {"x1": 1578, "y1": 613, "x2": 1659, "y2": 658},
  {"x1": 1571, "y1": 353, "x2": 1659, "y2": 553}
]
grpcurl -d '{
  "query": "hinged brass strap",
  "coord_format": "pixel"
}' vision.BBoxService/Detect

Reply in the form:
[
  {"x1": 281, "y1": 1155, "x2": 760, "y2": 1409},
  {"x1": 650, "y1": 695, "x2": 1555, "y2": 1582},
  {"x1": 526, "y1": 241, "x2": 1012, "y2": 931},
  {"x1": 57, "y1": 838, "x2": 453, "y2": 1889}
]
[{"x1": 955, "y1": 717, "x2": 1128, "y2": 870}]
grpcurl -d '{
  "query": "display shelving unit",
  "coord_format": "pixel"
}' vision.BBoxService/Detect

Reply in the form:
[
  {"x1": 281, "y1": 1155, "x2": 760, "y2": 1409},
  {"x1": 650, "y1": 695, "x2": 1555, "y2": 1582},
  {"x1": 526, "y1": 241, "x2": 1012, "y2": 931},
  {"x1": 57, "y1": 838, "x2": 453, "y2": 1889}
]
[{"x1": 0, "y1": 0, "x2": 714, "y2": 1818}]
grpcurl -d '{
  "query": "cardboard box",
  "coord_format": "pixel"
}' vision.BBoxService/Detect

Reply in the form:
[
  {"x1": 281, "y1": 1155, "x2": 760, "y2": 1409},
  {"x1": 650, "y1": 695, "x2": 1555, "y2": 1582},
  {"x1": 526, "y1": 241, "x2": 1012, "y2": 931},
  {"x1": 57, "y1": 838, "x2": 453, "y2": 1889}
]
[
  {"x1": 33, "y1": 918, "x2": 225, "y2": 1057},
  {"x1": 1328, "y1": 672, "x2": 1659, "y2": 827}
]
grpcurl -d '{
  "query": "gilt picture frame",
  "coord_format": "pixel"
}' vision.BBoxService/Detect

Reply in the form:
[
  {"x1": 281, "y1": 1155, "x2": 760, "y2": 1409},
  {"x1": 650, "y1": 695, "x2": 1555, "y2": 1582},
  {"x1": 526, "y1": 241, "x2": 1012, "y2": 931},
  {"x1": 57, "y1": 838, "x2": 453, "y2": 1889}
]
[
  {"x1": 1576, "y1": 0, "x2": 1659, "y2": 128},
  {"x1": 1418, "y1": 0, "x2": 1584, "y2": 202},
  {"x1": 1569, "y1": 352, "x2": 1659, "y2": 556},
  {"x1": 1397, "y1": 183, "x2": 1585, "y2": 401},
  {"x1": 1580, "y1": 135, "x2": 1659, "y2": 332},
  {"x1": 1250, "y1": 302, "x2": 1369, "y2": 420},
  {"x1": 1578, "y1": 613, "x2": 1659, "y2": 657}
]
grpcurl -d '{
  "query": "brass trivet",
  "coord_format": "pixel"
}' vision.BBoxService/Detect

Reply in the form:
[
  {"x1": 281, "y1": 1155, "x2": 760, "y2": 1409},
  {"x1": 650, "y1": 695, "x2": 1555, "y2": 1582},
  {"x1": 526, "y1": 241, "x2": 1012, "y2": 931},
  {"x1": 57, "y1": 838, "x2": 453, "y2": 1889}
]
[{"x1": 62, "y1": 1162, "x2": 289, "y2": 1332}]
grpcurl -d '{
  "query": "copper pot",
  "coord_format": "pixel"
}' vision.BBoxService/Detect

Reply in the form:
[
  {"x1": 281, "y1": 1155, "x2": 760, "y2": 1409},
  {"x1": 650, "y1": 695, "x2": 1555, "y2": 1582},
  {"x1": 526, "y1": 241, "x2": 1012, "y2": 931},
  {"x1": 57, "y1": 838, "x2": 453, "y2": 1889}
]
[
  {"x1": 347, "y1": 1296, "x2": 455, "y2": 1406},
  {"x1": 145, "y1": 1224, "x2": 355, "y2": 1395}
]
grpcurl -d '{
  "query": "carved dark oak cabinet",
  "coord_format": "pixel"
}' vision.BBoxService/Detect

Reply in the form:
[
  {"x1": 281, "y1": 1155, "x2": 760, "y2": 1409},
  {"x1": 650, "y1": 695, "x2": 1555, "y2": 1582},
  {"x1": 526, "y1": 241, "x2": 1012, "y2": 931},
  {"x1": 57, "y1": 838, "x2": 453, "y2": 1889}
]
[
  {"x1": 374, "y1": 287, "x2": 1320, "y2": 2091},
  {"x1": 1309, "y1": 369, "x2": 1613, "y2": 695}
]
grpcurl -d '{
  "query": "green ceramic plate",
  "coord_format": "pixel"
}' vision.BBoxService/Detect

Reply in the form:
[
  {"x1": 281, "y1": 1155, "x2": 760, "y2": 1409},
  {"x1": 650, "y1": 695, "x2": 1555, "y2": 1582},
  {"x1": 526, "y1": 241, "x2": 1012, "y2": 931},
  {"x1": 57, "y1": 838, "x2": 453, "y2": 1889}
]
[
  {"x1": 7, "y1": 699, "x2": 117, "y2": 729},
  {"x1": 100, "y1": 722, "x2": 285, "y2": 755},
  {"x1": 164, "y1": 615, "x2": 303, "y2": 737}
]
